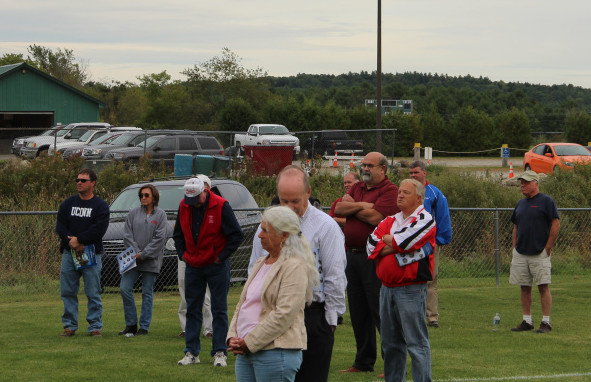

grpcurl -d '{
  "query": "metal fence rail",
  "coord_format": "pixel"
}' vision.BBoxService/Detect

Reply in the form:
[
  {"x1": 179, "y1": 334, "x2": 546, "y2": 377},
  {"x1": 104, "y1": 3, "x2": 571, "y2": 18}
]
[{"x1": 1, "y1": 208, "x2": 590, "y2": 290}]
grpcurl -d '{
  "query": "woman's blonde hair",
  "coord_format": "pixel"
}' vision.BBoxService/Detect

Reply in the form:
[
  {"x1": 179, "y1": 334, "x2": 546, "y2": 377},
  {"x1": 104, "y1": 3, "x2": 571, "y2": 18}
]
[{"x1": 262, "y1": 206, "x2": 320, "y2": 304}]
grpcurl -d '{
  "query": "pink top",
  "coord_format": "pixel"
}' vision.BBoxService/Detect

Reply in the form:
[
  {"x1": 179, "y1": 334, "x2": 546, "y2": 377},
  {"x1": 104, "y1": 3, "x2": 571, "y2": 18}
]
[{"x1": 236, "y1": 262, "x2": 275, "y2": 338}]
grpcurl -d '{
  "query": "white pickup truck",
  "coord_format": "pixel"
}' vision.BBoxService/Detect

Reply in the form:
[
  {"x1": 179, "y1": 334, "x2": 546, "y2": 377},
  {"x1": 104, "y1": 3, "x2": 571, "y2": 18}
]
[{"x1": 234, "y1": 124, "x2": 300, "y2": 156}]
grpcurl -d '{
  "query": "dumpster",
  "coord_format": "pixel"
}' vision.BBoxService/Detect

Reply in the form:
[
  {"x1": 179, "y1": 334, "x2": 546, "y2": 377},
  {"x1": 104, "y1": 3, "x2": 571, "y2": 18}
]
[
  {"x1": 213, "y1": 155, "x2": 231, "y2": 176},
  {"x1": 174, "y1": 154, "x2": 193, "y2": 177},
  {"x1": 194, "y1": 155, "x2": 215, "y2": 176},
  {"x1": 243, "y1": 146, "x2": 293, "y2": 176}
]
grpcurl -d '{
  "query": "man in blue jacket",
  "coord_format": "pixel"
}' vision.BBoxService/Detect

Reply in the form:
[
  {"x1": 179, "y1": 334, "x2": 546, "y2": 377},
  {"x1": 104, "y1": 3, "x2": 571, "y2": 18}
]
[
  {"x1": 409, "y1": 161, "x2": 452, "y2": 328},
  {"x1": 55, "y1": 168, "x2": 110, "y2": 337}
]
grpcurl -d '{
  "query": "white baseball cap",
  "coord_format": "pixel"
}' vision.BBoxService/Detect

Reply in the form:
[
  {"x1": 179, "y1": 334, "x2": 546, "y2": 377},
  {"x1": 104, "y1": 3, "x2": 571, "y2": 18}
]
[
  {"x1": 183, "y1": 178, "x2": 204, "y2": 205},
  {"x1": 196, "y1": 174, "x2": 211, "y2": 189}
]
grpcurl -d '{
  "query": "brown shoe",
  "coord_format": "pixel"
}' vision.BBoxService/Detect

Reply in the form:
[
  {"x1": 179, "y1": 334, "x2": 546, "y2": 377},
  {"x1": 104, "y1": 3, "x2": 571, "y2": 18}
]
[
  {"x1": 340, "y1": 367, "x2": 365, "y2": 373},
  {"x1": 178, "y1": 331, "x2": 186, "y2": 338},
  {"x1": 511, "y1": 320, "x2": 534, "y2": 332},
  {"x1": 90, "y1": 330, "x2": 102, "y2": 337},
  {"x1": 60, "y1": 329, "x2": 76, "y2": 337},
  {"x1": 536, "y1": 321, "x2": 552, "y2": 333}
]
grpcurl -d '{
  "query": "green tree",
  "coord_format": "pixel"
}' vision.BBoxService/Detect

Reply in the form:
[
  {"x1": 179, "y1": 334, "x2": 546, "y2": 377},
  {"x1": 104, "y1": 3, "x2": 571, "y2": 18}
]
[
  {"x1": 495, "y1": 108, "x2": 531, "y2": 149},
  {"x1": 219, "y1": 98, "x2": 259, "y2": 132},
  {"x1": 450, "y1": 106, "x2": 498, "y2": 153},
  {"x1": 565, "y1": 110, "x2": 591, "y2": 145},
  {"x1": 0, "y1": 53, "x2": 31, "y2": 66},
  {"x1": 27, "y1": 44, "x2": 88, "y2": 88}
]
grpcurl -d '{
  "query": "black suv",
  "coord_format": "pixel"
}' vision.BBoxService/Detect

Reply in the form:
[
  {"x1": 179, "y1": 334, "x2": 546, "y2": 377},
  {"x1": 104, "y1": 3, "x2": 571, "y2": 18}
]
[
  {"x1": 101, "y1": 177, "x2": 262, "y2": 289},
  {"x1": 106, "y1": 133, "x2": 224, "y2": 165}
]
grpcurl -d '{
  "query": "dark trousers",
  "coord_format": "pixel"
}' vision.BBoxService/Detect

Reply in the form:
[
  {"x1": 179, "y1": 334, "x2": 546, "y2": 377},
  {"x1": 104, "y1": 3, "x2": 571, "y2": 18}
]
[
  {"x1": 346, "y1": 248, "x2": 382, "y2": 371},
  {"x1": 295, "y1": 302, "x2": 334, "y2": 382}
]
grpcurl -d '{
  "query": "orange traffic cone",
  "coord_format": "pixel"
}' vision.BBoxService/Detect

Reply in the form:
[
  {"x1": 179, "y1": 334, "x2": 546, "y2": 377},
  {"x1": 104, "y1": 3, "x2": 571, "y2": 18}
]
[
  {"x1": 333, "y1": 152, "x2": 338, "y2": 168},
  {"x1": 349, "y1": 153, "x2": 355, "y2": 169},
  {"x1": 509, "y1": 162, "x2": 514, "y2": 179}
]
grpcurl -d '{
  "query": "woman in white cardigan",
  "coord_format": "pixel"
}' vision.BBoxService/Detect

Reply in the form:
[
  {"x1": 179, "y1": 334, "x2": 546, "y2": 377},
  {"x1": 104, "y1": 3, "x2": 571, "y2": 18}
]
[{"x1": 227, "y1": 206, "x2": 319, "y2": 382}]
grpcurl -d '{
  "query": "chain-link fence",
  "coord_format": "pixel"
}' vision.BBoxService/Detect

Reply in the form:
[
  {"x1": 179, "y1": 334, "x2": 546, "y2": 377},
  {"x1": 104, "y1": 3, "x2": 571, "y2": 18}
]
[{"x1": 2, "y1": 208, "x2": 590, "y2": 290}]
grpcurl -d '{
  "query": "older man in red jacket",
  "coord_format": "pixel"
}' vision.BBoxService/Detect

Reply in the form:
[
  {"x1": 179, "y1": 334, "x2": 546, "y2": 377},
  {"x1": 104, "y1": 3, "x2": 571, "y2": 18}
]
[
  {"x1": 173, "y1": 177, "x2": 244, "y2": 368},
  {"x1": 367, "y1": 178, "x2": 437, "y2": 382}
]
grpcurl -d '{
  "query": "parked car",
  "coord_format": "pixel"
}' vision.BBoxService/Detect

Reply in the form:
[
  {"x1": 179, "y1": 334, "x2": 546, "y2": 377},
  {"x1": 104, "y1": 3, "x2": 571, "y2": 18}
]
[
  {"x1": 61, "y1": 131, "x2": 126, "y2": 159},
  {"x1": 301, "y1": 130, "x2": 364, "y2": 158},
  {"x1": 106, "y1": 133, "x2": 224, "y2": 165},
  {"x1": 20, "y1": 122, "x2": 111, "y2": 158},
  {"x1": 82, "y1": 130, "x2": 150, "y2": 160},
  {"x1": 523, "y1": 142, "x2": 591, "y2": 174},
  {"x1": 234, "y1": 124, "x2": 300, "y2": 157},
  {"x1": 101, "y1": 178, "x2": 262, "y2": 289},
  {"x1": 11, "y1": 125, "x2": 65, "y2": 156},
  {"x1": 49, "y1": 127, "x2": 142, "y2": 158}
]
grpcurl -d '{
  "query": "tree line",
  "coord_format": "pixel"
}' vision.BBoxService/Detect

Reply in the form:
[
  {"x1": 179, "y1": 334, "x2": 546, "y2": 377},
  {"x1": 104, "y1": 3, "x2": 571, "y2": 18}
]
[{"x1": 2, "y1": 46, "x2": 591, "y2": 155}]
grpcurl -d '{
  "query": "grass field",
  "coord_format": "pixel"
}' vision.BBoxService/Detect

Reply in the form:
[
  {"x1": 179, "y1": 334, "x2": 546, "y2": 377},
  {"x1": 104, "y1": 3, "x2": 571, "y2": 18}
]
[{"x1": 1, "y1": 276, "x2": 590, "y2": 382}]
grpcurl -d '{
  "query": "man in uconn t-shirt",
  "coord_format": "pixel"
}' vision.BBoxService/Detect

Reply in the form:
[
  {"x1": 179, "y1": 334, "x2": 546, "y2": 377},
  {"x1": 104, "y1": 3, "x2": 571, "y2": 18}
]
[{"x1": 56, "y1": 168, "x2": 109, "y2": 337}]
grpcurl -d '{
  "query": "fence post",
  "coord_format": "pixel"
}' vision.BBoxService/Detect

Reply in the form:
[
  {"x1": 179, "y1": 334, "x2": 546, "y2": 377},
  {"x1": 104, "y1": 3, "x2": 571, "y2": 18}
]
[{"x1": 494, "y1": 208, "x2": 500, "y2": 287}]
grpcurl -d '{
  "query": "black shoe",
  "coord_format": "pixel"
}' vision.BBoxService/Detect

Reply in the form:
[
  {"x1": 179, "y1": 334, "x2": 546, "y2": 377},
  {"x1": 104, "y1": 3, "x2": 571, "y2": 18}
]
[
  {"x1": 536, "y1": 321, "x2": 552, "y2": 333},
  {"x1": 136, "y1": 328, "x2": 148, "y2": 335},
  {"x1": 428, "y1": 320, "x2": 440, "y2": 328},
  {"x1": 511, "y1": 320, "x2": 534, "y2": 332},
  {"x1": 118, "y1": 325, "x2": 138, "y2": 335}
]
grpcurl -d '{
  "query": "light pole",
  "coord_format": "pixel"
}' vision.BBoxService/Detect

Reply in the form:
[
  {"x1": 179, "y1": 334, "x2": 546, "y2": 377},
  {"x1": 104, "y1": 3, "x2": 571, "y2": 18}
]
[{"x1": 376, "y1": 0, "x2": 382, "y2": 152}]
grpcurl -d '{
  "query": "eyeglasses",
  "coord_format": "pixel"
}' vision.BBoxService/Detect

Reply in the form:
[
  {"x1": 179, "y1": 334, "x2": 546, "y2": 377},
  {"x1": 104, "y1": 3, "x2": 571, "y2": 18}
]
[
  {"x1": 75, "y1": 178, "x2": 91, "y2": 183},
  {"x1": 361, "y1": 163, "x2": 380, "y2": 169},
  {"x1": 140, "y1": 193, "x2": 152, "y2": 198}
]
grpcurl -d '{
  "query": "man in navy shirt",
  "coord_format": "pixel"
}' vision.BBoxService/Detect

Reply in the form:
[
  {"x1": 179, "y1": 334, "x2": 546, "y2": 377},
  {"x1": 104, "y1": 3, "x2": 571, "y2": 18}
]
[
  {"x1": 510, "y1": 170, "x2": 560, "y2": 334},
  {"x1": 56, "y1": 168, "x2": 109, "y2": 337}
]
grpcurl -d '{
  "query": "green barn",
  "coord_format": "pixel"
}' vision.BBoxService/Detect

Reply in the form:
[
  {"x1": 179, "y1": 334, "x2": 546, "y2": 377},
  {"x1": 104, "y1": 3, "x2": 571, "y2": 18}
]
[{"x1": 0, "y1": 62, "x2": 104, "y2": 153}]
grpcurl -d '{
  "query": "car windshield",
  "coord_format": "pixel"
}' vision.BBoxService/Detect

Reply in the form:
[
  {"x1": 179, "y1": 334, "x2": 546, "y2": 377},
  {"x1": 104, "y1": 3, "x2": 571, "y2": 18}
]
[
  {"x1": 109, "y1": 133, "x2": 137, "y2": 145},
  {"x1": 88, "y1": 133, "x2": 117, "y2": 146},
  {"x1": 110, "y1": 185, "x2": 186, "y2": 212},
  {"x1": 554, "y1": 145, "x2": 591, "y2": 156},
  {"x1": 259, "y1": 125, "x2": 289, "y2": 134},
  {"x1": 55, "y1": 129, "x2": 71, "y2": 137},
  {"x1": 137, "y1": 136, "x2": 162, "y2": 148}
]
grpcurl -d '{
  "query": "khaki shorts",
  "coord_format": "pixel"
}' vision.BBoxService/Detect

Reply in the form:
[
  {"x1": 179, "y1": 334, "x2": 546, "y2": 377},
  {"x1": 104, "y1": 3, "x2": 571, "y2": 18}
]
[{"x1": 509, "y1": 248, "x2": 552, "y2": 286}]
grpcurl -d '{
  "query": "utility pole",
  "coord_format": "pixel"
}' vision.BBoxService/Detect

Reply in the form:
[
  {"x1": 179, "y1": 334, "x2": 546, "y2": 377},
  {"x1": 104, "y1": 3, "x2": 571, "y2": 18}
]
[{"x1": 376, "y1": 0, "x2": 382, "y2": 152}]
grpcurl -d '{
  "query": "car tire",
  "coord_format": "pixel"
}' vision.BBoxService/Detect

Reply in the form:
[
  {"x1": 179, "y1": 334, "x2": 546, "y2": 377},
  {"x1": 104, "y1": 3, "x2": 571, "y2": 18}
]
[{"x1": 553, "y1": 165, "x2": 559, "y2": 174}]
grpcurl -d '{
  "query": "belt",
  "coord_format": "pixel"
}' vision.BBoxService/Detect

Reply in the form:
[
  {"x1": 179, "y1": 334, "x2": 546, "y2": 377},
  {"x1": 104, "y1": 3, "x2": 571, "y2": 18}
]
[{"x1": 347, "y1": 247, "x2": 366, "y2": 255}]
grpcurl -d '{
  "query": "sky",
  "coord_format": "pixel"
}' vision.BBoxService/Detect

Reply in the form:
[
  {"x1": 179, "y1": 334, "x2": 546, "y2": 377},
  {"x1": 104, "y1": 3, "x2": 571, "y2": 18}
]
[{"x1": 2, "y1": 0, "x2": 591, "y2": 88}]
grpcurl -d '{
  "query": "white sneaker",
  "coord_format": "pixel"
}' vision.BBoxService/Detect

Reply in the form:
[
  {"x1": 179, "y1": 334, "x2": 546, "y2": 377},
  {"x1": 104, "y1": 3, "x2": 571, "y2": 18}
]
[
  {"x1": 178, "y1": 352, "x2": 200, "y2": 365},
  {"x1": 213, "y1": 351, "x2": 227, "y2": 367}
]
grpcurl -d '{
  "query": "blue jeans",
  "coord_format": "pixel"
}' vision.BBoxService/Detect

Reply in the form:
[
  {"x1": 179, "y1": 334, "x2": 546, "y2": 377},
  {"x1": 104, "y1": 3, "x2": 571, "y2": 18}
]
[
  {"x1": 120, "y1": 269, "x2": 157, "y2": 330},
  {"x1": 60, "y1": 250, "x2": 103, "y2": 332},
  {"x1": 380, "y1": 283, "x2": 431, "y2": 382},
  {"x1": 184, "y1": 260, "x2": 230, "y2": 356},
  {"x1": 235, "y1": 349, "x2": 303, "y2": 382}
]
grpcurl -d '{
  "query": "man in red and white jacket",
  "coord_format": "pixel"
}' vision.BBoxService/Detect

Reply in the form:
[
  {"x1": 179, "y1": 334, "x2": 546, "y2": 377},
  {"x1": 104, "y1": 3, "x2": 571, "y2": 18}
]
[{"x1": 367, "y1": 178, "x2": 436, "y2": 382}]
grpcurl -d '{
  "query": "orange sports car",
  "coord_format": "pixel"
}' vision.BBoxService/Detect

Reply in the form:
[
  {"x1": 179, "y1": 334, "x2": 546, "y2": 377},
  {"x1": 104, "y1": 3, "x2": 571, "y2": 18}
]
[{"x1": 523, "y1": 143, "x2": 591, "y2": 174}]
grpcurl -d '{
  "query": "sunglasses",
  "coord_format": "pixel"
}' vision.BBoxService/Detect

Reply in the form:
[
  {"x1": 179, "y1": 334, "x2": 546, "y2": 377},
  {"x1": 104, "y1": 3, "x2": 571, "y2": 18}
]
[
  {"x1": 76, "y1": 178, "x2": 91, "y2": 183},
  {"x1": 140, "y1": 193, "x2": 152, "y2": 198}
]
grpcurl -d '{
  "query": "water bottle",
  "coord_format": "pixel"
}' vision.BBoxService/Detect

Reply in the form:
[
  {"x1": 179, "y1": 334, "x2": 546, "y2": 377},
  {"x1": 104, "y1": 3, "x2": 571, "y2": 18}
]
[{"x1": 492, "y1": 313, "x2": 500, "y2": 331}]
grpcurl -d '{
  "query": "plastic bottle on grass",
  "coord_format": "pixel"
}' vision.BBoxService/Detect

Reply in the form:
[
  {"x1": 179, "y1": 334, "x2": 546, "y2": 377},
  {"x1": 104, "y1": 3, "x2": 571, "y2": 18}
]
[{"x1": 492, "y1": 313, "x2": 500, "y2": 331}]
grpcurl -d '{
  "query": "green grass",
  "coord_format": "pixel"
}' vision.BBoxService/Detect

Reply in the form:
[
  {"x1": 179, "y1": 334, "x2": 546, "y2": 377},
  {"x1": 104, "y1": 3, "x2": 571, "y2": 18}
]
[{"x1": 1, "y1": 276, "x2": 590, "y2": 381}]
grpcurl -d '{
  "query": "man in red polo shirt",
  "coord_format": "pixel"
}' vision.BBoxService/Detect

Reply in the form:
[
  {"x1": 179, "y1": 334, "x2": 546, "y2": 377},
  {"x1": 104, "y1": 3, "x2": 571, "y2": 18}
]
[{"x1": 335, "y1": 152, "x2": 399, "y2": 373}]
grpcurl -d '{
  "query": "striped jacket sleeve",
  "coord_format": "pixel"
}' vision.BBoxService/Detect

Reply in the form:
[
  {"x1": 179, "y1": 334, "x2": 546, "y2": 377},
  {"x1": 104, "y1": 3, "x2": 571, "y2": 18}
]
[{"x1": 367, "y1": 209, "x2": 436, "y2": 259}]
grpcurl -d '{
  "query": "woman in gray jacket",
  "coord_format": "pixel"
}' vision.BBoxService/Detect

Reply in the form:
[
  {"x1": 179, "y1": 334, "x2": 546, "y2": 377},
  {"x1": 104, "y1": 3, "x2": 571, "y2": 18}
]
[{"x1": 119, "y1": 184, "x2": 168, "y2": 336}]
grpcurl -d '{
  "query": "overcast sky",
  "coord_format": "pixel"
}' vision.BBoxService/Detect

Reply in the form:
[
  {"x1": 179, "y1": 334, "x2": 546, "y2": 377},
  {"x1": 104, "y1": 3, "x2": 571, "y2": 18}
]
[{"x1": 2, "y1": 0, "x2": 590, "y2": 88}]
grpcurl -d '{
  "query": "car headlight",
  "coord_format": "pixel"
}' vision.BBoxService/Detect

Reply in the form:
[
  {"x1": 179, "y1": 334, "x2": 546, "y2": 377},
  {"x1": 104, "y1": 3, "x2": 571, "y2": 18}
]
[{"x1": 165, "y1": 238, "x2": 176, "y2": 251}]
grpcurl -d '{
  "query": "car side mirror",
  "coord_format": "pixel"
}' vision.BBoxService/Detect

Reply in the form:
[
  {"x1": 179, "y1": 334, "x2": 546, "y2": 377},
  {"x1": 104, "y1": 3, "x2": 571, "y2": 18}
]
[
  {"x1": 545, "y1": 153, "x2": 552, "y2": 157},
  {"x1": 153, "y1": 146, "x2": 161, "y2": 152}
]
